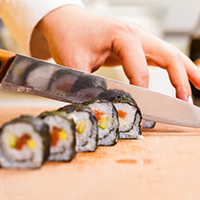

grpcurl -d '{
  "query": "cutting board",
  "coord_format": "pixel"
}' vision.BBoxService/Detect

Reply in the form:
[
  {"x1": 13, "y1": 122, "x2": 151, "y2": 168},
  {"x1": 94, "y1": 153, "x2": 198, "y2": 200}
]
[{"x1": 0, "y1": 107, "x2": 200, "y2": 200}]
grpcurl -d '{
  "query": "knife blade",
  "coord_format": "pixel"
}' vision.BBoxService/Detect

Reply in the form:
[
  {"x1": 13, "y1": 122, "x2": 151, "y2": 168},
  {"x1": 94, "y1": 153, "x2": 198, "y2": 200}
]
[{"x1": 1, "y1": 48, "x2": 200, "y2": 128}]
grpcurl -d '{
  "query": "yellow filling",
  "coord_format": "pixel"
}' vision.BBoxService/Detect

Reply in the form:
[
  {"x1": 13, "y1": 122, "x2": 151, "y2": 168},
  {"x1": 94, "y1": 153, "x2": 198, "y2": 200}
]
[
  {"x1": 77, "y1": 122, "x2": 86, "y2": 134},
  {"x1": 8, "y1": 134, "x2": 17, "y2": 148},
  {"x1": 58, "y1": 130, "x2": 68, "y2": 140},
  {"x1": 27, "y1": 139, "x2": 36, "y2": 149}
]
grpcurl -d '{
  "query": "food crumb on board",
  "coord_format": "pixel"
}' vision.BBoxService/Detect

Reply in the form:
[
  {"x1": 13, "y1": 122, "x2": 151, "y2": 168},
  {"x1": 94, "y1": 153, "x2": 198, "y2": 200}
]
[{"x1": 115, "y1": 159, "x2": 137, "y2": 164}]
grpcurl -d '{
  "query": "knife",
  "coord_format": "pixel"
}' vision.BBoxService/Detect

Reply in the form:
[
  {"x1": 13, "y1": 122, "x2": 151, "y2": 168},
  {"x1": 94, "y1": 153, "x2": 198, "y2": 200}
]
[{"x1": 1, "y1": 48, "x2": 200, "y2": 128}]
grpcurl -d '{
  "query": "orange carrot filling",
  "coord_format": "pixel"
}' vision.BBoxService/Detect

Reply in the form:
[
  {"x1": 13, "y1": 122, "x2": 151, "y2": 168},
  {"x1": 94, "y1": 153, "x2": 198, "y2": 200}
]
[
  {"x1": 15, "y1": 133, "x2": 31, "y2": 150},
  {"x1": 117, "y1": 110, "x2": 127, "y2": 119},
  {"x1": 51, "y1": 126, "x2": 61, "y2": 147},
  {"x1": 94, "y1": 109, "x2": 105, "y2": 122}
]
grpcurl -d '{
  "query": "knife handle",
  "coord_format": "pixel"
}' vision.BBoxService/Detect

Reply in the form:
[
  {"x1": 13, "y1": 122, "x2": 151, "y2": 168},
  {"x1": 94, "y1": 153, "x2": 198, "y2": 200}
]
[{"x1": 0, "y1": 49, "x2": 16, "y2": 83}]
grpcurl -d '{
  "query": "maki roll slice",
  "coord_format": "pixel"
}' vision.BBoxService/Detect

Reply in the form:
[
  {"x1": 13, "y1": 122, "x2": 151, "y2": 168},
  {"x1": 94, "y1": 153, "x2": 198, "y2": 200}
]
[
  {"x1": 112, "y1": 97, "x2": 143, "y2": 139},
  {"x1": 58, "y1": 104, "x2": 98, "y2": 152},
  {"x1": 39, "y1": 111, "x2": 76, "y2": 162},
  {"x1": 98, "y1": 89, "x2": 143, "y2": 139},
  {"x1": 0, "y1": 115, "x2": 50, "y2": 169},
  {"x1": 83, "y1": 99, "x2": 119, "y2": 146}
]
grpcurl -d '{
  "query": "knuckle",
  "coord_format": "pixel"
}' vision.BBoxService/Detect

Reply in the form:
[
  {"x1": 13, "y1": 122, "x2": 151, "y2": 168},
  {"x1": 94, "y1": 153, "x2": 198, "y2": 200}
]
[
  {"x1": 132, "y1": 68, "x2": 149, "y2": 87},
  {"x1": 140, "y1": 70, "x2": 149, "y2": 83},
  {"x1": 167, "y1": 44, "x2": 182, "y2": 61},
  {"x1": 115, "y1": 23, "x2": 140, "y2": 39}
]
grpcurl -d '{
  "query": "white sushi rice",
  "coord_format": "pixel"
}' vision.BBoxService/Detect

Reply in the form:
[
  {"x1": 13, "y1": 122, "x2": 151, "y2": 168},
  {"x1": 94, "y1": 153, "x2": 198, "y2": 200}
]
[
  {"x1": 69, "y1": 111, "x2": 97, "y2": 152},
  {"x1": 114, "y1": 103, "x2": 143, "y2": 139},
  {"x1": 0, "y1": 123, "x2": 43, "y2": 169},
  {"x1": 43, "y1": 115, "x2": 75, "y2": 161},
  {"x1": 89, "y1": 102, "x2": 119, "y2": 146}
]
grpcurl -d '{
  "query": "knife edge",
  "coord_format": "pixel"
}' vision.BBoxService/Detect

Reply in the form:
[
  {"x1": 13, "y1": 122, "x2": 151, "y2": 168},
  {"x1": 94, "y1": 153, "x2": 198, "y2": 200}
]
[{"x1": 1, "y1": 49, "x2": 200, "y2": 128}]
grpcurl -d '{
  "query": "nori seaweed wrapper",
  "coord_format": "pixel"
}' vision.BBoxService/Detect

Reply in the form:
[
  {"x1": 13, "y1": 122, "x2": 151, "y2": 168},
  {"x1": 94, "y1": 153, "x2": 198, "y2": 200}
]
[
  {"x1": 97, "y1": 89, "x2": 142, "y2": 117},
  {"x1": 58, "y1": 103, "x2": 98, "y2": 151},
  {"x1": 111, "y1": 97, "x2": 142, "y2": 138},
  {"x1": 97, "y1": 89, "x2": 136, "y2": 103},
  {"x1": 98, "y1": 89, "x2": 156, "y2": 129},
  {"x1": 58, "y1": 103, "x2": 97, "y2": 124},
  {"x1": 39, "y1": 111, "x2": 76, "y2": 161},
  {"x1": 98, "y1": 90, "x2": 143, "y2": 139},
  {"x1": 83, "y1": 99, "x2": 119, "y2": 146},
  {"x1": 0, "y1": 115, "x2": 51, "y2": 167}
]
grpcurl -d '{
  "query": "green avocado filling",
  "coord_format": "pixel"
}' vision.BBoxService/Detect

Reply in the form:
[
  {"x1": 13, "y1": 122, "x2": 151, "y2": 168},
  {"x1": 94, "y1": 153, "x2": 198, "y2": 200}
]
[
  {"x1": 99, "y1": 117, "x2": 109, "y2": 130},
  {"x1": 77, "y1": 122, "x2": 86, "y2": 133}
]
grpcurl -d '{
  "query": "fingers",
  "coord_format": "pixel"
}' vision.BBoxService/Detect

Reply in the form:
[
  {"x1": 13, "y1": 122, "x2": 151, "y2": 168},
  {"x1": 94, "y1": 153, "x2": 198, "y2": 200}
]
[
  {"x1": 178, "y1": 51, "x2": 200, "y2": 90},
  {"x1": 155, "y1": 49, "x2": 192, "y2": 101},
  {"x1": 140, "y1": 33, "x2": 194, "y2": 101},
  {"x1": 112, "y1": 32, "x2": 149, "y2": 89},
  {"x1": 165, "y1": 55, "x2": 191, "y2": 101},
  {"x1": 109, "y1": 24, "x2": 196, "y2": 102}
]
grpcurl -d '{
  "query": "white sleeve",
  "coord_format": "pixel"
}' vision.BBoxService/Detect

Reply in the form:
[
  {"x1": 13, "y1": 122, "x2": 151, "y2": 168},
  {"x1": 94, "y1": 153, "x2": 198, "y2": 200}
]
[{"x1": 0, "y1": 0, "x2": 85, "y2": 59}]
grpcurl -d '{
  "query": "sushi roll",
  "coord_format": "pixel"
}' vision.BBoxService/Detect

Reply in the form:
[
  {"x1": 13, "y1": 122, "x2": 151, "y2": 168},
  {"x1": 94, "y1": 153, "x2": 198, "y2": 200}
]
[
  {"x1": 0, "y1": 115, "x2": 50, "y2": 169},
  {"x1": 70, "y1": 74, "x2": 107, "y2": 102},
  {"x1": 112, "y1": 97, "x2": 143, "y2": 139},
  {"x1": 39, "y1": 111, "x2": 76, "y2": 162},
  {"x1": 83, "y1": 99, "x2": 119, "y2": 146},
  {"x1": 58, "y1": 103, "x2": 98, "y2": 152},
  {"x1": 98, "y1": 89, "x2": 143, "y2": 139},
  {"x1": 142, "y1": 120, "x2": 156, "y2": 129}
]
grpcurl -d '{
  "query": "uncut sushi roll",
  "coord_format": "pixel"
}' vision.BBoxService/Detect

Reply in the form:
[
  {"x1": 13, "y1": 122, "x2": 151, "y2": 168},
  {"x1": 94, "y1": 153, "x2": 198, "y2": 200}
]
[
  {"x1": 83, "y1": 99, "x2": 119, "y2": 146},
  {"x1": 58, "y1": 103, "x2": 98, "y2": 152},
  {"x1": 142, "y1": 120, "x2": 156, "y2": 129},
  {"x1": 39, "y1": 111, "x2": 76, "y2": 162},
  {"x1": 98, "y1": 89, "x2": 143, "y2": 139},
  {"x1": 70, "y1": 74, "x2": 107, "y2": 102},
  {"x1": 0, "y1": 115, "x2": 50, "y2": 169}
]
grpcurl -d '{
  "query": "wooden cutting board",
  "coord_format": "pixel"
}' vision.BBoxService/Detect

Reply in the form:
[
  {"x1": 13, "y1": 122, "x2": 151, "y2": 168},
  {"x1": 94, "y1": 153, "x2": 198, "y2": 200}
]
[{"x1": 0, "y1": 107, "x2": 200, "y2": 200}]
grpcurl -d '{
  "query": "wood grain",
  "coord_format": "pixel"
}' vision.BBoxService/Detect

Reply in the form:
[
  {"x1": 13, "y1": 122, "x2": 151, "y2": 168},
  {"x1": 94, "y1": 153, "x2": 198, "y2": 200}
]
[
  {"x1": 0, "y1": 49, "x2": 16, "y2": 82},
  {"x1": 0, "y1": 107, "x2": 200, "y2": 200}
]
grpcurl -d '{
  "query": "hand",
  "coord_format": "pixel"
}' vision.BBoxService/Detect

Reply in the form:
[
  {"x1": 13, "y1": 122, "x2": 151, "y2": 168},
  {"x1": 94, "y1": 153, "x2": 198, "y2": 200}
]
[{"x1": 37, "y1": 5, "x2": 200, "y2": 102}]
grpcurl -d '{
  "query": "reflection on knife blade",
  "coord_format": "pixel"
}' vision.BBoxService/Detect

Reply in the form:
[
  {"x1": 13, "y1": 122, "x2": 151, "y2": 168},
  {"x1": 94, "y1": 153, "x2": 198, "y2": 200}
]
[{"x1": 2, "y1": 52, "x2": 200, "y2": 128}]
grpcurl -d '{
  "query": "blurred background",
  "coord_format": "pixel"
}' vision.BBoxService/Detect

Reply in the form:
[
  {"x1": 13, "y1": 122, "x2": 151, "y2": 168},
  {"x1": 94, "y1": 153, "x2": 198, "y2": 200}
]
[{"x1": 0, "y1": 0, "x2": 200, "y2": 107}]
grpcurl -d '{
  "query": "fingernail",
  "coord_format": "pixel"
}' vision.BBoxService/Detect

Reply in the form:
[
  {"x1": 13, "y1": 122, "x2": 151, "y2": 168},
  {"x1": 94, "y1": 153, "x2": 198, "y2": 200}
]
[{"x1": 188, "y1": 96, "x2": 193, "y2": 105}]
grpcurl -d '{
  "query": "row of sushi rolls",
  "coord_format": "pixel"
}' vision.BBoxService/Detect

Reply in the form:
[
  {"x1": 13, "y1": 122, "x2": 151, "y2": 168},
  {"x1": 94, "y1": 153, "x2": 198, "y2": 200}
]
[{"x1": 0, "y1": 88, "x2": 156, "y2": 169}]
